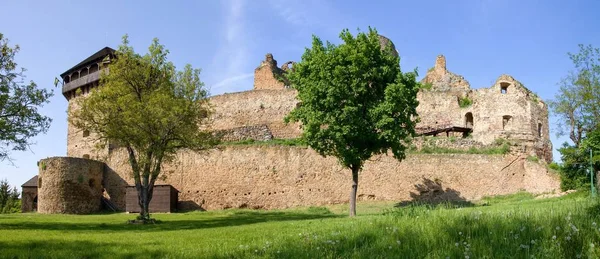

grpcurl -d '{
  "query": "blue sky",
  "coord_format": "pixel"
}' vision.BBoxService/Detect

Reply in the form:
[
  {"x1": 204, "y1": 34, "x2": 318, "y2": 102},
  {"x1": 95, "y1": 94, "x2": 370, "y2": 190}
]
[{"x1": 1, "y1": 0, "x2": 599, "y2": 187}]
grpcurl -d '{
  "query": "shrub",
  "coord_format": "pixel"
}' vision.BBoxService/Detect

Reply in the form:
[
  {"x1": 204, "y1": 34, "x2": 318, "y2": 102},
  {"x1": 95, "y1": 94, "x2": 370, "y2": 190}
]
[{"x1": 458, "y1": 96, "x2": 472, "y2": 108}]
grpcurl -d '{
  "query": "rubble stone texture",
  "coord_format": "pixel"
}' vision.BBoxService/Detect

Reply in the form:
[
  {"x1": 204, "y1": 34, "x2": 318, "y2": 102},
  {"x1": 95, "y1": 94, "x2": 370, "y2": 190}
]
[
  {"x1": 37, "y1": 157, "x2": 104, "y2": 214},
  {"x1": 40, "y1": 35, "x2": 558, "y2": 212}
]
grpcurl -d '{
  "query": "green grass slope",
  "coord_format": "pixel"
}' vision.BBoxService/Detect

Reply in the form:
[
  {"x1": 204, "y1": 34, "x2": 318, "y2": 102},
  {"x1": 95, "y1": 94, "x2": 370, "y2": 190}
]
[{"x1": 0, "y1": 192, "x2": 599, "y2": 258}]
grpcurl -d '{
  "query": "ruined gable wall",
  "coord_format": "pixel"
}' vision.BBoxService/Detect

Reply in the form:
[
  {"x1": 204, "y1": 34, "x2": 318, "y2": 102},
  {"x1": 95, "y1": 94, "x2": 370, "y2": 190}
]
[
  {"x1": 102, "y1": 146, "x2": 560, "y2": 211},
  {"x1": 415, "y1": 90, "x2": 471, "y2": 131},
  {"x1": 253, "y1": 53, "x2": 287, "y2": 90}
]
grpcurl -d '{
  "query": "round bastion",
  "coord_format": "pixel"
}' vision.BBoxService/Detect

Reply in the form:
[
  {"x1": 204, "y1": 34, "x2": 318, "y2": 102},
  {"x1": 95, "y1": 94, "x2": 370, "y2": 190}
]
[{"x1": 37, "y1": 157, "x2": 105, "y2": 214}]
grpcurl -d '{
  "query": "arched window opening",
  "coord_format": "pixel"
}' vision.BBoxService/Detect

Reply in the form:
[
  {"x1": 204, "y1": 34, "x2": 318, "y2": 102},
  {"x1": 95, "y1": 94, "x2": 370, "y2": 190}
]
[
  {"x1": 502, "y1": 115, "x2": 512, "y2": 130},
  {"x1": 500, "y1": 82, "x2": 510, "y2": 94},
  {"x1": 80, "y1": 67, "x2": 89, "y2": 77},
  {"x1": 465, "y1": 112, "x2": 474, "y2": 128},
  {"x1": 538, "y1": 122, "x2": 542, "y2": 137},
  {"x1": 89, "y1": 63, "x2": 99, "y2": 74}
]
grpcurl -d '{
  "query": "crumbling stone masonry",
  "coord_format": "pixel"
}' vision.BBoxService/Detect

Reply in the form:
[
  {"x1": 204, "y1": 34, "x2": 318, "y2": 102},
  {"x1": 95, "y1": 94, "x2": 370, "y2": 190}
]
[{"x1": 27, "y1": 35, "x2": 559, "y2": 213}]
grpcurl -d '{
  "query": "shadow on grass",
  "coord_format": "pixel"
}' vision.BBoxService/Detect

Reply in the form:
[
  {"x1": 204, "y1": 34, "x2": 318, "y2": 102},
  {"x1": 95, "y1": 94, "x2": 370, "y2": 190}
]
[
  {"x1": 394, "y1": 178, "x2": 475, "y2": 208},
  {"x1": 0, "y1": 210, "x2": 341, "y2": 232},
  {"x1": 0, "y1": 240, "x2": 166, "y2": 259}
]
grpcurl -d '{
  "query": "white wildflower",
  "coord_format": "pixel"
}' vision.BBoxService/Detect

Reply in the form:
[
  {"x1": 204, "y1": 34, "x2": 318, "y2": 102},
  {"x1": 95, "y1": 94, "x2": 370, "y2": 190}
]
[
  {"x1": 396, "y1": 240, "x2": 401, "y2": 245},
  {"x1": 593, "y1": 222, "x2": 597, "y2": 227},
  {"x1": 455, "y1": 242, "x2": 459, "y2": 247},
  {"x1": 556, "y1": 226, "x2": 560, "y2": 230},
  {"x1": 388, "y1": 246, "x2": 392, "y2": 250},
  {"x1": 552, "y1": 235, "x2": 557, "y2": 240},
  {"x1": 459, "y1": 232, "x2": 463, "y2": 235},
  {"x1": 566, "y1": 236, "x2": 571, "y2": 241}
]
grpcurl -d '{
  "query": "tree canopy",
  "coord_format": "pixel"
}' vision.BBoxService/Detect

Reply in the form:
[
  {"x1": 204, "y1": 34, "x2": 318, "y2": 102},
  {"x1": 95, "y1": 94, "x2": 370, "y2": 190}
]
[
  {"x1": 549, "y1": 44, "x2": 600, "y2": 147},
  {"x1": 285, "y1": 28, "x2": 419, "y2": 216},
  {"x1": 0, "y1": 33, "x2": 53, "y2": 162},
  {"x1": 70, "y1": 35, "x2": 217, "y2": 221}
]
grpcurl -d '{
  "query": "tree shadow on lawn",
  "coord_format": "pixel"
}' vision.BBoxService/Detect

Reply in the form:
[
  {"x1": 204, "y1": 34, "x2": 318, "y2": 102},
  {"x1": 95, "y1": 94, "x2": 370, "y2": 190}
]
[
  {"x1": 0, "y1": 239, "x2": 166, "y2": 259},
  {"x1": 0, "y1": 210, "x2": 341, "y2": 232},
  {"x1": 395, "y1": 178, "x2": 475, "y2": 209}
]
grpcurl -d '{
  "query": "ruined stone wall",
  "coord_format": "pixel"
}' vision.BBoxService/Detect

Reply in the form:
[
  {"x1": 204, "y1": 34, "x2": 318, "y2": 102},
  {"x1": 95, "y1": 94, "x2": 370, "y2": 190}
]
[
  {"x1": 217, "y1": 125, "x2": 273, "y2": 142},
  {"x1": 37, "y1": 157, "x2": 104, "y2": 214},
  {"x1": 102, "y1": 146, "x2": 559, "y2": 211},
  {"x1": 253, "y1": 53, "x2": 287, "y2": 90},
  {"x1": 208, "y1": 89, "x2": 301, "y2": 139},
  {"x1": 415, "y1": 91, "x2": 470, "y2": 131}
]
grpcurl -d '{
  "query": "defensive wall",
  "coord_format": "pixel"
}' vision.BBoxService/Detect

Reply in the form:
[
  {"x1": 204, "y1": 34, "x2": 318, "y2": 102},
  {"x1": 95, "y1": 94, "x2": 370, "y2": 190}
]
[
  {"x1": 101, "y1": 145, "x2": 559, "y2": 210},
  {"x1": 25, "y1": 36, "x2": 560, "y2": 213}
]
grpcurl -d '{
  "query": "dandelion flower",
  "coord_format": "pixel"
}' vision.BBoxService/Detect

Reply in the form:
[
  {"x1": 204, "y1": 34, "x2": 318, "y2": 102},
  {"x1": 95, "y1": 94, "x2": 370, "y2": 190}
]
[{"x1": 552, "y1": 235, "x2": 557, "y2": 240}]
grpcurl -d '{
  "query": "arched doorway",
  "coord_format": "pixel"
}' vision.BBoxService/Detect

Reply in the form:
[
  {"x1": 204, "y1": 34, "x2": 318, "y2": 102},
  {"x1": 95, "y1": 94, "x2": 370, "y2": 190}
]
[{"x1": 465, "y1": 112, "x2": 473, "y2": 128}]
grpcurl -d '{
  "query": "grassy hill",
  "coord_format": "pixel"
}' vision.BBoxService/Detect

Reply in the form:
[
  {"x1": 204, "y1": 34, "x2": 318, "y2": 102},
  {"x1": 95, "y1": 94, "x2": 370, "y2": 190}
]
[{"x1": 0, "y1": 192, "x2": 598, "y2": 258}]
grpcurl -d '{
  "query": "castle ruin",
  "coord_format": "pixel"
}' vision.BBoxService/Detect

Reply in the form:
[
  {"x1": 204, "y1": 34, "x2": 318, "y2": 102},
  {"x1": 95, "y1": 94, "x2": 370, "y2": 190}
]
[{"x1": 21, "y1": 36, "x2": 559, "y2": 213}]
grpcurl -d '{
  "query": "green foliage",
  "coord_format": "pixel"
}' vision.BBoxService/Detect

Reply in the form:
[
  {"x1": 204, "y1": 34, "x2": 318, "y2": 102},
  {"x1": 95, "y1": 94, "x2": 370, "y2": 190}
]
[
  {"x1": 0, "y1": 179, "x2": 20, "y2": 213},
  {"x1": 549, "y1": 44, "x2": 600, "y2": 146},
  {"x1": 458, "y1": 96, "x2": 472, "y2": 108},
  {"x1": 419, "y1": 82, "x2": 433, "y2": 90},
  {"x1": 69, "y1": 35, "x2": 217, "y2": 220},
  {"x1": 556, "y1": 143, "x2": 591, "y2": 191},
  {"x1": 285, "y1": 28, "x2": 419, "y2": 216},
  {"x1": 0, "y1": 33, "x2": 53, "y2": 161},
  {"x1": 526, "y1": 155, "x2": 540, "y2": 163},
  {"x1": 414, "y1": 137, "x2": 510, "y2": 155}
]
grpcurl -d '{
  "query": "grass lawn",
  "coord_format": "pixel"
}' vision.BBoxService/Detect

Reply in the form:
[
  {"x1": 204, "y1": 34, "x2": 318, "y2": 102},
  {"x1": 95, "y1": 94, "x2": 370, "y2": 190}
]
[{"x1": 1, "y1": 192, "x2": 599, "y2": 258}]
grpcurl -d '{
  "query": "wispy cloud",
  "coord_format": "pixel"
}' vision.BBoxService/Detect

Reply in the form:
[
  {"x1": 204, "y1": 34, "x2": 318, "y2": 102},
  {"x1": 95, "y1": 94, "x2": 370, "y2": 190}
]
[
  {"x1": 211, "y1": 73, "x2": 253, "y2": 90},
  {"x1": 209, "y1": 0, "x2": 252, "y2": 95}
]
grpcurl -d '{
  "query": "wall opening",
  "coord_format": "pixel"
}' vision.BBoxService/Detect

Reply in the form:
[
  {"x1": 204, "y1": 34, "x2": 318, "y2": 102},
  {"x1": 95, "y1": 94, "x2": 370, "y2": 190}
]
[
  {"x1": 82, "y1": 154, "x2": 90, "y2": 159},
  {"x1": 500, "y1": 82, "x2": 509, "y2": 94},
  {"x1": 83, "y1": 130, "x2": 90, "y2": 137},
  {"x1": 538, "y1": 122, "x2": 542, "y2": 137},
  {"x1": 465, "y1": 112, "x2": 473, "y2": 128},
  {"x1": 88, "y1": 179, "x2": 95, "y2": 188},
  {"x1": 38, "y1": 177, "x2": 42, "y2": 189},
  {"x1": 89, "y1": 63, "x2": 99, "y2": 74},
  {"x1": 502, "y1": 115, "x2": 512, "y2": 130}
]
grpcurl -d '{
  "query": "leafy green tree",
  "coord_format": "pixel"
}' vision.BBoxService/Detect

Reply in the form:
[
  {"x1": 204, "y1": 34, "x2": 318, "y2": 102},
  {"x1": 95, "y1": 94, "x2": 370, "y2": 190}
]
[
  {"x1": 549, "y1": 44, "x2": 600, "y2": 147},
  {"x1": 70, "y1": 36, "x2": 217, "y2": 221},
  {"x1": 285, "y1": 28, "x2": 419, "y2": 216},
  {"x1": 0, "y1": 33, "x2": 53, "y2": 162},
  {"x1": 0, "y1": 179, "x2": 20, "y2": 213}
]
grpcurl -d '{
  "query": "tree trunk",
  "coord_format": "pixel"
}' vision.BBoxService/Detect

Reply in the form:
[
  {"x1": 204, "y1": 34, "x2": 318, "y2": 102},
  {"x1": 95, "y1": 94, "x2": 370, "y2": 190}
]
[{"x1": 349, "y1": 165, "x2": 359, "y2": 217}]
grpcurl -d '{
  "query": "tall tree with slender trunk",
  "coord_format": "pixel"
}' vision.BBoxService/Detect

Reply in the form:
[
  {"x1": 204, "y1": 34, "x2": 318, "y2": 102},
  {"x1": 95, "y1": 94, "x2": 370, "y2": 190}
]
[
  {"x1": 70, "y1": 35, "x2": 217, "y2": 221},
  {"x1": 285, "y1": 28, "x2": 419, "y2": 217},
  {"x1": 0, "y1": 33, "x2": 53, "y2": 162}
]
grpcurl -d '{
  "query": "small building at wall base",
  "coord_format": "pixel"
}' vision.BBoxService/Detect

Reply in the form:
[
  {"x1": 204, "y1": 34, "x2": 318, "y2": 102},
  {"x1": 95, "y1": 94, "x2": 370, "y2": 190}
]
[
  {"x1": 24, "y1": 35, "x2": 560, "y2": 214},
  {"x1": 21, "y1": 175, "x2": 38, "y2": 213}
]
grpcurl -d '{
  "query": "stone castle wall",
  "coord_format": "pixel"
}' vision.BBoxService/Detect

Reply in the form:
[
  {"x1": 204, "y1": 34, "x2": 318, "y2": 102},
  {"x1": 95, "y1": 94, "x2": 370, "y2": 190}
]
[
  {"x1": 101, "y1": 146, "x2": 559, "y2": 211},
  {"x1": 37, "y1": 157, "x2": 104, "y2": 214},
  {"x1": 207, "y1": 89, "x2": 301, "y2": 139}
]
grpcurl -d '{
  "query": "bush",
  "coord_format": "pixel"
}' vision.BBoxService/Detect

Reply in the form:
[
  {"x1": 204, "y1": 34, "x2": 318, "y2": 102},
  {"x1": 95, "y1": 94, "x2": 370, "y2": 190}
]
[{"x1": 458, "y1": 96, "x2": 472, "y2": 108}]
